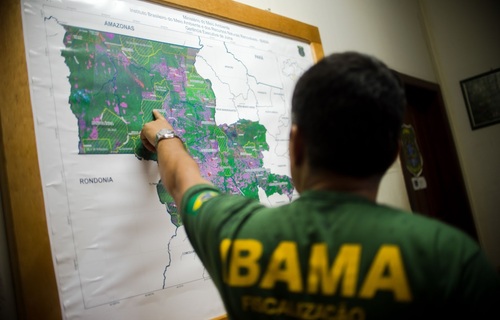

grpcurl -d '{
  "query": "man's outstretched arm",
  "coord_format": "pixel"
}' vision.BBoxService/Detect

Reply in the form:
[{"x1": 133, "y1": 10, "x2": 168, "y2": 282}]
[{"x1": 140, "y1": 110, "x2": 213, "y2": 208}]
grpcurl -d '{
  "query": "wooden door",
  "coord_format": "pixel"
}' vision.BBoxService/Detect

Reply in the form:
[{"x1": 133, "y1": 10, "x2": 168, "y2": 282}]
[{"x1": 397, "y1": 73, "x2": 478, "y2": 240}]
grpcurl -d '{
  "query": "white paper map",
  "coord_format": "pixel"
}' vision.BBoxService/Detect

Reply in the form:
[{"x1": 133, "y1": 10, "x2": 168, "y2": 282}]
[{"x1": 21, "y1": 0, "x2": 314, "y2": 318}]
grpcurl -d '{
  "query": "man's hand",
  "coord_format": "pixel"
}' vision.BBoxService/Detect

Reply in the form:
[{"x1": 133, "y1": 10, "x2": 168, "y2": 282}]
[
  {"x1": 140, "y1": 109, "x2": 174, "y2": 152},
  {"x1": 140, "y1": 109, "x2": 213, "y2": 208}
]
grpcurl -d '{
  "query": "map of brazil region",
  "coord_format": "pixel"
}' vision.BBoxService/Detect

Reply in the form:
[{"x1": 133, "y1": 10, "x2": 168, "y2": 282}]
[
  {"x1": 62, "y1": 25, "x2": 294, "y2": 224},
  {"x1": 21, "y1": 0, "x2": 314, "y2": 319}
]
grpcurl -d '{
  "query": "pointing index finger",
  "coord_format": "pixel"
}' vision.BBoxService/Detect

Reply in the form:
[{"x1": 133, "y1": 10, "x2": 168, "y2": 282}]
[{"x1": 153, "y1": 109, "x2": 165, "y2": 120}]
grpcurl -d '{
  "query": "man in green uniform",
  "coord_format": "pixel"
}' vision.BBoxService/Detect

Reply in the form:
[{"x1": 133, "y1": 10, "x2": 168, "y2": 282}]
[{"x1": 140, "y1": 51, "x2": 500, "y2": 319}]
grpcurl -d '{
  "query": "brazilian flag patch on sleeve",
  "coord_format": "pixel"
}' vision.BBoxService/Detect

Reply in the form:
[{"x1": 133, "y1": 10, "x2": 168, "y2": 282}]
[{"x1": 185, "y1": 190, "x2": 221, "y2": 216}]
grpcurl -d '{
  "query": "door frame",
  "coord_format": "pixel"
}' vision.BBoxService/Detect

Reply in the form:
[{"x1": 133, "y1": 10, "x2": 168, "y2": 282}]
[{"x1": 396, "y1": 72, "x2": 478, "y2": 240}]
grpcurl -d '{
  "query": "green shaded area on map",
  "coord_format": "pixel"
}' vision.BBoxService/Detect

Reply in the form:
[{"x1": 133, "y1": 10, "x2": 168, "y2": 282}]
[{"x1": 61, "y1": 26, "x2": 293, "y2": 226}]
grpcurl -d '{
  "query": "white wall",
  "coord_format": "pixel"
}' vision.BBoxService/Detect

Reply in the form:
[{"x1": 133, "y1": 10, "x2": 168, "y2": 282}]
[
  {"x1": 421, "y1": 0, "x2": 500, "y2": 267},
  {"x1": 235, "y1": 0, "x2": 500, "y2": 267}
]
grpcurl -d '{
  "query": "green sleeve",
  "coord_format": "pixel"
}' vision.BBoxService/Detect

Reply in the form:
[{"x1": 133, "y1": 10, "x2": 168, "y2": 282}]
[
  {"x1": 180, "y1": 184, "x2": 222, "y2": 217},
  {"x1": 180, "y1": 184, "x2": 263, "y2": 289}
]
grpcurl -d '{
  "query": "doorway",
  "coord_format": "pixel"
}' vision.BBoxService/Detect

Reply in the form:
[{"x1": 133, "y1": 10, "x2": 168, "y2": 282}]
[{"x1": 396, "y1": 73, "x2": 478, "y2": 240}]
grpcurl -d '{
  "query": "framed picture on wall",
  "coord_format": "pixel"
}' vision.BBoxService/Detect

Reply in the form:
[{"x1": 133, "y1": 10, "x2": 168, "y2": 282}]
[{"x1": 460, "y1": 68, "x2": 500, "y2": 130}]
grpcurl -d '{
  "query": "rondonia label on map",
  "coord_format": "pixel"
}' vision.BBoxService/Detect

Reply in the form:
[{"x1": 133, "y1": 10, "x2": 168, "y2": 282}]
[{"x1": 21, "y1": 0, "x2": 314, "y2": 319}]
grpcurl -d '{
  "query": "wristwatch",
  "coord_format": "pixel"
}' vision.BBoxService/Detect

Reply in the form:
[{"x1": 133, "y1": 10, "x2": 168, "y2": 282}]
[{"x1": 155, "y1": 128, "x2": 179, "y2": 148}]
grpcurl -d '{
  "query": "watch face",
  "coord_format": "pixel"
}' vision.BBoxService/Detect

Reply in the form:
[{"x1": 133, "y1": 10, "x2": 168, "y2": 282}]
[
  {"x1": 156, "y1": 129, "x2": 175, "y2": 146},
  {"x1": 157, "y1": 129, "x2": 174, "y2": 138}
]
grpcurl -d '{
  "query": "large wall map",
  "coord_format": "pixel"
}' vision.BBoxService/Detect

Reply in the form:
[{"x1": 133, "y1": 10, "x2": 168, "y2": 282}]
[{"x1": 21, "y1": 0, "x2": 314, "y2": 319}]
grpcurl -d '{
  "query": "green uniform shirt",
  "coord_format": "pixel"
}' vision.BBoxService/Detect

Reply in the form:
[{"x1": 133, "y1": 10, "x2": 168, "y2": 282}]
[{"x1": 181, "y1": 184, "x2": 500, "y2": 320}]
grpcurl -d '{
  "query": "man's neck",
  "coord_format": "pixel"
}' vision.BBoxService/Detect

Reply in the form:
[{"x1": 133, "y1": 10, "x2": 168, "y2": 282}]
[{"x1": 300, "y1": 170, "x2": 381, "y2": 202}]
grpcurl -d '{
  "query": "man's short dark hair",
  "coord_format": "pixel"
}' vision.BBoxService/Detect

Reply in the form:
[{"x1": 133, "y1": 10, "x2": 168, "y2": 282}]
[{"x1": 291, "y1": 51, "x2": 406, "y2": 178}]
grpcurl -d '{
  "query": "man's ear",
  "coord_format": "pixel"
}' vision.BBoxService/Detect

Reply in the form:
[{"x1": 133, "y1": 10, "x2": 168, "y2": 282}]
[{"x1": 289, "y1": 124, "x2": 305, "y2": 167}]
